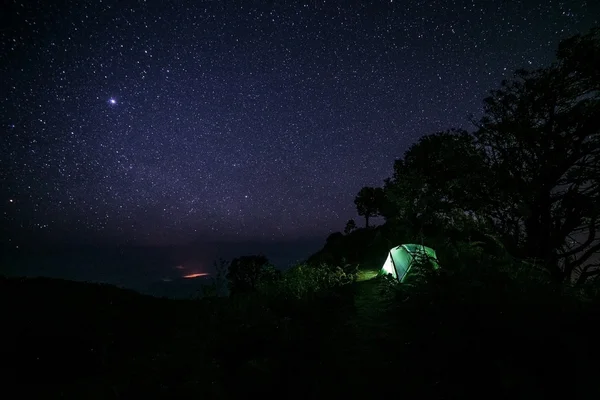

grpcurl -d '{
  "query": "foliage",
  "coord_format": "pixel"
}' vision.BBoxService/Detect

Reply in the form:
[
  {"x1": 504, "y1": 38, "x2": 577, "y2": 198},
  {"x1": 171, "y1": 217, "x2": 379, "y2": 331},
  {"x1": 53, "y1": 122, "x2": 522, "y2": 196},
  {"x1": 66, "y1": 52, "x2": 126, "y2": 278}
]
[
  {"x1": 344, "y1": 219, "x2": 357, "y2": 235},
  {"x1": 384, "y1": 129, "x2": 491, "y2": 226},
  {"x1": 382, "y1": 131, "x2": 496, "y2": 258},
  {"x1": 226, "y1": 255, "x2": 280, "y2": 295},
  {"x1": 200, "y1": 258, "x2": 230, "y2": 298},
  {"x1": 258, "y1": 262, "x2": 358, "y2": 301},
  {"x1": 381, "y1": 28, "x2": 600, "y2": 283},
  {"x1": 306, "y1": 225, "x2": 390, "y2": 267},
  {"x1": 472, "y1": 28, "x2": 600, "y2": 282},
  {"x1": 354, "y1": 186, "x2": 385, "y2": 227}
]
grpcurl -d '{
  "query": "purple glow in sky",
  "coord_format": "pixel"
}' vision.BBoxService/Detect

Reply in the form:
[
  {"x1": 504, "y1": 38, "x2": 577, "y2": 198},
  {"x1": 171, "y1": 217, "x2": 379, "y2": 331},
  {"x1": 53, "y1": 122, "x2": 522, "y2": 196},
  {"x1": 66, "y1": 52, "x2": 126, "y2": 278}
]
[{"x1": 1, "y1": 0, "x2": 598, "y2": 246}]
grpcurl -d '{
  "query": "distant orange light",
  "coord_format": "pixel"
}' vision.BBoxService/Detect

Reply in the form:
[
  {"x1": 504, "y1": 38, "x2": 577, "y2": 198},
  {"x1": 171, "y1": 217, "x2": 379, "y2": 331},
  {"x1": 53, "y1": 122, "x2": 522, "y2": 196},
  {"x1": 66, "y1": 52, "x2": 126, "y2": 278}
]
[{"x1": 183, "y1": 273, "x2": 209, "y2": 279}]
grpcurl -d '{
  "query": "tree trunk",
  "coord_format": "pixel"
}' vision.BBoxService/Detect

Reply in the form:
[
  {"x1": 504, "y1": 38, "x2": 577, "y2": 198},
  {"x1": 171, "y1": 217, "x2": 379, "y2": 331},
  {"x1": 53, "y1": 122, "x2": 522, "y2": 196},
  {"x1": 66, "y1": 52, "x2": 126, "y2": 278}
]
[{"x1": 365, "y1": 215, "x2": 370, "y2": 228}]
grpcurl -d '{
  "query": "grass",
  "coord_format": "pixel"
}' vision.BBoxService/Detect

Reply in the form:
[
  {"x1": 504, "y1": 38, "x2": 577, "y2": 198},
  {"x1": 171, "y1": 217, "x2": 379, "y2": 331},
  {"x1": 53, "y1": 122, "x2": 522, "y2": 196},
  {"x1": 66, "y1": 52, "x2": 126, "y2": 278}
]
[{"x1": 356, "y1": 268, "x2": 379, "y2": 282}]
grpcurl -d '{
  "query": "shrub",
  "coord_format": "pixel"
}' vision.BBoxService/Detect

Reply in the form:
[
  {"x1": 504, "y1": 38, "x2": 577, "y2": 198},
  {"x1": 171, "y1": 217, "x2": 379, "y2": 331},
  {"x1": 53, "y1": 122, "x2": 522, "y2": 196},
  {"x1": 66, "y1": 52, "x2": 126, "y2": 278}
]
[{"x1": 258, "y1": 262, "x2": 358, "y2": 301}]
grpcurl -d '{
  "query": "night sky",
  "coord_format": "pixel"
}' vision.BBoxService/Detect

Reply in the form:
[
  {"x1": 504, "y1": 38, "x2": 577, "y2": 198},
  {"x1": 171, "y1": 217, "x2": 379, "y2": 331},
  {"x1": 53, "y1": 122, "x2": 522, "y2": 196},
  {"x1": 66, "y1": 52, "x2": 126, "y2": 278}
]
[{"x1": 1, "y1": 0, "x2": 599, "y2": 246}]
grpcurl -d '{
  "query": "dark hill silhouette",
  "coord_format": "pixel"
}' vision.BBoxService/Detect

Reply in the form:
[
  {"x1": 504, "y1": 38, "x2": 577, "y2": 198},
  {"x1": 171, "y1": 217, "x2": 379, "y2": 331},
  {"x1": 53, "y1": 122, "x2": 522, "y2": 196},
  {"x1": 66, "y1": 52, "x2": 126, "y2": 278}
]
[{"x1": 3, "y1": 264, "x2": 600, "y2": 398}]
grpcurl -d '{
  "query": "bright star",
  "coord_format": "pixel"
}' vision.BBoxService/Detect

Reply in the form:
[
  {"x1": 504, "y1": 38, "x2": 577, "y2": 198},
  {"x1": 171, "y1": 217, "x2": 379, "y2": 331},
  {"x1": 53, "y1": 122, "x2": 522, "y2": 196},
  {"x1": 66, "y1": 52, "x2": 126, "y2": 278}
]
[{"x1": 109, "y1": 98, "x2": 117, "y2": 105}]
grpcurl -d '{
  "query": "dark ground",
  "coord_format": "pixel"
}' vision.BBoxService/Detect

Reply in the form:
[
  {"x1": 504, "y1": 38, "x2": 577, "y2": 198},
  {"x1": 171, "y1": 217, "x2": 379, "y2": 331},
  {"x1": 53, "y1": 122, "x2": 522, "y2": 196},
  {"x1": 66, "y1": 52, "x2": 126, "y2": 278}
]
[{"x1": 2, "y1": 273, "x2": 599, "y2": 399}]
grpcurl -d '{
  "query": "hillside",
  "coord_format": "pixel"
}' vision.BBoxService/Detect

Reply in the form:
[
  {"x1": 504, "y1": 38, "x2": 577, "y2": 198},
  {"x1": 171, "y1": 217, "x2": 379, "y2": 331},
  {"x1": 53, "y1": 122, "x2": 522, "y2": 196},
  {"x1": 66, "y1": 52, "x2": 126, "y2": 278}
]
[{"x1": 3, "y1": 270, "x2": 600, "y2": 399}]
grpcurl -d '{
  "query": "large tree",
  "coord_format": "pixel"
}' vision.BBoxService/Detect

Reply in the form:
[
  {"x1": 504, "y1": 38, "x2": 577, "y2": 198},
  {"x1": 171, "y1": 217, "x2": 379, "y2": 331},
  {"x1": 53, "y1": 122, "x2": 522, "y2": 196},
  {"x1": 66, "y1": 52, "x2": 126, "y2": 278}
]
[
  {"x1": 383, "y1": 129, "x2": 492, "y2": 241},
  {"x1": 226, "y1": 255, "x2": 279, "y2": 295},
  {"x1": 473, "y1": 27, "x2": 600, "y2": 283},
  {"x1": 354, "y1": 186, "x2": 385, "y2": 228},
  {"x1": 382, "y1": 28, "x2": 600, "y2": 283}
]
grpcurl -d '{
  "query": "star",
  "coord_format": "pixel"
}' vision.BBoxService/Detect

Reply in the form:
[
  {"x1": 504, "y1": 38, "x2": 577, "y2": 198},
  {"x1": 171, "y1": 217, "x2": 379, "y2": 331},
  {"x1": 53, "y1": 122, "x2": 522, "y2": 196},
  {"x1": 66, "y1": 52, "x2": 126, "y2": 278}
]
[{"x1": 2, "y1": 0, "x2": 597, "y2": 247}]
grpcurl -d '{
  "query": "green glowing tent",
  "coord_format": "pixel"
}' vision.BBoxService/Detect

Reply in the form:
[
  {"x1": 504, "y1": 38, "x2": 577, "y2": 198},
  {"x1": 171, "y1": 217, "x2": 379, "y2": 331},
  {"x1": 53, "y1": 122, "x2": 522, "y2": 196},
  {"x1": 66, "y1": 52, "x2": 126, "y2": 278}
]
[{"x1": 380, "y1": 244, "x2": 439, "y2": 282}]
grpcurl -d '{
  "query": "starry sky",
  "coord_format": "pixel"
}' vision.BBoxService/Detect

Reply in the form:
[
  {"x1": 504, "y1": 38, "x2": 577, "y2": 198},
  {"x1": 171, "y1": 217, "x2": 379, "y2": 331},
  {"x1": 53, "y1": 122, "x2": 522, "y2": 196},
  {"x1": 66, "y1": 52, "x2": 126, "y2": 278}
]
[{"x1": 1, "y1": 0, "x2": 599, "y2": 246}]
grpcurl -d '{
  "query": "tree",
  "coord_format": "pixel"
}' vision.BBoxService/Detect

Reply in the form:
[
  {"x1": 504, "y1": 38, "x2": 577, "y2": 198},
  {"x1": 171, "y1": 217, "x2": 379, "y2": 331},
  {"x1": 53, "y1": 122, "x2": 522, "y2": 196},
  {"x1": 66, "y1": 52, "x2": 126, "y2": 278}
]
[
  {"x1": 382, "y1": 130, "x2": 491, "y2": 240},
  {"x1": 344, "y1": 219, "x2": 357, "y2": 235},
  {"x1": 381, "y1": 28, "x2": 600, "y2": 283},
  {"x1": 354, "y1": 186, "x2": 385, "y2": 228},
  {"x1": 472, "y1": 27, "x2": 600, "y2": 283},
  {"x1": 225, "y1": 255, "x2": 279, "y2": 295}
]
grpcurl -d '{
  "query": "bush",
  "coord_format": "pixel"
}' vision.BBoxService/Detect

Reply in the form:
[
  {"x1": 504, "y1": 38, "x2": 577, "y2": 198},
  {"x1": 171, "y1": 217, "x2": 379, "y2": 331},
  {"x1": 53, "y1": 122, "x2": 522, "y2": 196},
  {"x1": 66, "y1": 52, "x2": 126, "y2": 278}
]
[{"x1": 258, "y1": 262, "x2": 358, "y2": 301}]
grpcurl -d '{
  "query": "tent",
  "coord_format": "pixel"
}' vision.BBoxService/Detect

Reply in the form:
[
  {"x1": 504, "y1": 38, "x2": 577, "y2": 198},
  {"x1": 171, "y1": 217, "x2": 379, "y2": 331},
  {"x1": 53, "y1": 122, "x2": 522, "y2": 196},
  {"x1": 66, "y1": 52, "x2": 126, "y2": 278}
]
[{"x1": 380, "y1": 244, "x2": 439, "y2": 282}]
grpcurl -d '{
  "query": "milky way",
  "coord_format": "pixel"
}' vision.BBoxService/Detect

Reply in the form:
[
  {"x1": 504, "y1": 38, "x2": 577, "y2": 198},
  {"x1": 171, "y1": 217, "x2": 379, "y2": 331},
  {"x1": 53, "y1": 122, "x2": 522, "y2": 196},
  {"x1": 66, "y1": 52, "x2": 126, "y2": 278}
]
[{"x1": 1, "y1": 0, "x2": 598, "y2": 245}]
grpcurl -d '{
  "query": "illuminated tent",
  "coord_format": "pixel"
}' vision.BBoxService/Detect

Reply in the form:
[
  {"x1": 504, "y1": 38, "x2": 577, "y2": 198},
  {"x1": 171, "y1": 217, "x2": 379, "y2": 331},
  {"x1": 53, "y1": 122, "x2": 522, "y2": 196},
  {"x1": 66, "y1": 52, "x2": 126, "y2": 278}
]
[{"x1": 380, "y1": 244, "x2": 439, "y2": 282}]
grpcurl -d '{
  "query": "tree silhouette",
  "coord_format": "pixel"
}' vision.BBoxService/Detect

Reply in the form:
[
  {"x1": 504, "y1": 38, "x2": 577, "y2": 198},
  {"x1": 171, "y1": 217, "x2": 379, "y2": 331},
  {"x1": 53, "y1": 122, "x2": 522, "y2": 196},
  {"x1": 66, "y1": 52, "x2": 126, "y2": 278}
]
[
  {"x1": 382, "y1": 28, "x2": 600, "y2": 283},
  {"x1": 383, "y1": 130, "x2": 491, "y2": 239},
  {"x1": 472, "y1": 27, "x2": 600, "y2": 283},
  {"x1": 225, "y1": 255, "x2": 279, "y2": 295},
  {"x1": 344, "y1": 219, "x2": 357, "y2": 235},
  {"x1": 354, "y1": 186, "x2": 385, "y2": 228}
]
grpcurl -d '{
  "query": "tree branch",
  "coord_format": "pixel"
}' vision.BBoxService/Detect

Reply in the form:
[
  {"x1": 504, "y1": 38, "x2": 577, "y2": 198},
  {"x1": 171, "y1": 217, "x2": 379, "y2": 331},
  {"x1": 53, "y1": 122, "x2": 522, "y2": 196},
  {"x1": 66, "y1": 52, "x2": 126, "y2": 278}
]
[
  {"x1": 566, "y1": 241, "x2": 600, "y2": 273},
  {"x1": 559, "y1": 217, "x2": 597, "y2": 258},
  {"x1": 575, "y1": 263, "x2": 600, "y2": 286}
]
